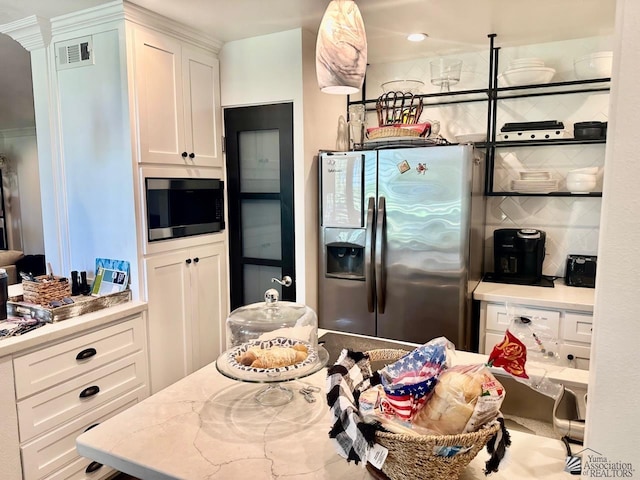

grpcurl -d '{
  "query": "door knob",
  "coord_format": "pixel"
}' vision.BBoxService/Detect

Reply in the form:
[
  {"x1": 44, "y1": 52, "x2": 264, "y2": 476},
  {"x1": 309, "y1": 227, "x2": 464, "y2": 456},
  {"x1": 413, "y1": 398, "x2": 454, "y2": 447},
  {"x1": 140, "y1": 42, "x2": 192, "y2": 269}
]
[
  {"x1": 189, "y1": 152, "x2": 195, "y2": 159},
  {"x1": 193, "y1": 257, "x2": 199, "y2": 263},
  {"x1": 181, "y1": 152, "x2": 188, "y2": 158},
  {"x1": 186, "y1": 258, "x2": 192, "y2": 264},
  {"x1": 271, "y1": 276, "x2": 293, "y2": 287}
]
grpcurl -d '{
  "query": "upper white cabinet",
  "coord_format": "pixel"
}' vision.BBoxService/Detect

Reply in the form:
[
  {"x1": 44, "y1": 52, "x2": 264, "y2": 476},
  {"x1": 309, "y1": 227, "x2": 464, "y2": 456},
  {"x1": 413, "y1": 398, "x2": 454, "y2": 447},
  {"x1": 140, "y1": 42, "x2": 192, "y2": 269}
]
[{"x1": 134, "y1": 28, "x2": 222, "y2": 168}]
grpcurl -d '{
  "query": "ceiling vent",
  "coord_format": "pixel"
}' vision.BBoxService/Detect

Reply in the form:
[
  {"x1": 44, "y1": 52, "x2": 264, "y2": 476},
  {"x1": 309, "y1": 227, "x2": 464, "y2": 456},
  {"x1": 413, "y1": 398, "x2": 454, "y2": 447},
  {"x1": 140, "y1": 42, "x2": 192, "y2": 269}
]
[{"x1": 56, "y1": 36, "x2": 94, "y2": 70}]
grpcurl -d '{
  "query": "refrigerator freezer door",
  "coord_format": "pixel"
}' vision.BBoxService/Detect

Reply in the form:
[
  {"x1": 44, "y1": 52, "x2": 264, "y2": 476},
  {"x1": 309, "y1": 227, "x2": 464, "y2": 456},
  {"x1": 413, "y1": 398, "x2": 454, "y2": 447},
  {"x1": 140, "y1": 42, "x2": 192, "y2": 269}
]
[
  {"x1": 318, "y1": 151, "x2": 378, "y2": 336},
  {"x1": 321, "y1": 153, "x2": 364, "y2": 228},
  {"x1": 375, "y1": 146, "x2": 474, "y2": 348}
]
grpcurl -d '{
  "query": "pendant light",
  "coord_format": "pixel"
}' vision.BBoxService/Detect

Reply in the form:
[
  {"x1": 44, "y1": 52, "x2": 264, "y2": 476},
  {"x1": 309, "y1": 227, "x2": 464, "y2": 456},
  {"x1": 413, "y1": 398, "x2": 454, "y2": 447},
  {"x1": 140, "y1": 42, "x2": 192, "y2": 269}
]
[{"x1": 315, "y1": 0, "x2": 367, "y2": 94}]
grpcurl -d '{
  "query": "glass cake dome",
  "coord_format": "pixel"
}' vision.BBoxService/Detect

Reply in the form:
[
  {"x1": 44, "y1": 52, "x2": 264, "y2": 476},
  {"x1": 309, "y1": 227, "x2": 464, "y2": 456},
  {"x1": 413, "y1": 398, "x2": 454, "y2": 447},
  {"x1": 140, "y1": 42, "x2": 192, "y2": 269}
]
[{"x1": 225, "y1": 288, "x2": 318, "y2": 350}]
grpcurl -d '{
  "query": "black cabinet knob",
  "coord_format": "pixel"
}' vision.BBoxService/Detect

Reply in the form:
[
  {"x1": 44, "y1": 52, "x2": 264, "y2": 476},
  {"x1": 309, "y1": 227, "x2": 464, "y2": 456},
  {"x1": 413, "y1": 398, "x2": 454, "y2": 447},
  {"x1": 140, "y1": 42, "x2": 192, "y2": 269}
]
[
  {"x1": 186, "y1": 258, "x2": 192, "y2": 264},
  {"x1": 79, "y1": 385, "x2": 100, "y2": 398},
  {"x1": 567, "y1": 354, "x2": 575, "y2": 361},
  {"x1": 181, "y1": 151, "x2": 188, "y2": 158},
  {"x1": 85, "y1": 461, "x2": 103, "y2": 473},
  {"x1": 84, "y1": 423, "x2": 100, "y2": 432},
  {"x1": 76, "y1": 347, "x2": 97, "y2": 361},
  {"x1": 193, "y1": 257, "x2": 199, "y2": 263},
  {"x1": 189, "y1": 152, "x2": 195, "y2": 159}
]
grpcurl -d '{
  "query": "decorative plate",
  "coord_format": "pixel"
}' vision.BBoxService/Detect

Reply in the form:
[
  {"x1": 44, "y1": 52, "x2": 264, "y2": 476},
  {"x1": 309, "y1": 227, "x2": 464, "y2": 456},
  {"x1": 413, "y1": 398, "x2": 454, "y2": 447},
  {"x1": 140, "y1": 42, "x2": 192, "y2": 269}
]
[{"x1": 227, "y1": 337, "x2": 318, "y2": 374}]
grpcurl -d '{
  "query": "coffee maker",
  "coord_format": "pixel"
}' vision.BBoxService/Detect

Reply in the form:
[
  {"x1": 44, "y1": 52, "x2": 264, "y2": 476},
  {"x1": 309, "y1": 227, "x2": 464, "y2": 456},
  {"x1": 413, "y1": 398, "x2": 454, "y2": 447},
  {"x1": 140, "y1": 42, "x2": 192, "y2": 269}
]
[{"x1": 493, "y1": 228, "x2": 546, "y2": 284}]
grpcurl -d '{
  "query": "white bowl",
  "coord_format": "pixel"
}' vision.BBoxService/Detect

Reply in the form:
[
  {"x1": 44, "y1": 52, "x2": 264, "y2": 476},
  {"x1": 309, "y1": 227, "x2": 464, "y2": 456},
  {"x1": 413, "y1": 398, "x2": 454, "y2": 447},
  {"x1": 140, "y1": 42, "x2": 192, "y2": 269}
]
[
  {"x1": 381, "y1": 79, "x2": 425, "y2": 93},
  {"x1": 508, "y1": 58, "x2": 545, "y2": 69},
  {"x1": 566, "y1": 172, "x2": 597, "y2": 183},
  {"x1": 498, "y1": 67, "x2": 556, "y2": 86},
  {"x1": 566, "y1": 177, "x2": 597, "y2": 193},
  {"x1": 569, "y1": 167, "x2": 599, "y2": 175},
  {"x1": 574, "y1": 52, "x2": 613, "y2": 80}
]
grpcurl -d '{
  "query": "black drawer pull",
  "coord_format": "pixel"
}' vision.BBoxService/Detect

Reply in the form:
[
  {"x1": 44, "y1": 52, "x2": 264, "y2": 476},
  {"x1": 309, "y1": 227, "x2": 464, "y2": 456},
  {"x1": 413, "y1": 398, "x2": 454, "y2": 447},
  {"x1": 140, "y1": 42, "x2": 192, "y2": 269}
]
[
  {"x1": 85, "y1": 461, "x2": 103, "y2": 474},
  {"x1": 76, "y1": 348, "x2": 97, "y2": 361},
  {"x1": 79, "y1": 385, "x2": 100, "y2": 398},
  {"x1": 84, "y1": 423, "x2": 100, "y2": 432}
]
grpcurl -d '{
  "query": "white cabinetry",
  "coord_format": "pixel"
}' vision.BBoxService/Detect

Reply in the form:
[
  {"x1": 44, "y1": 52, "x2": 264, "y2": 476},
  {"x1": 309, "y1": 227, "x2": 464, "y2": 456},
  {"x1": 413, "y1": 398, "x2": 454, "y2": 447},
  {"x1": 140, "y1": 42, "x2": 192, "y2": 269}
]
[
  {"x1": 145, "y1": 241, "x2": 227, "y2": 393},
  {"x1": 479, "y1": 302, "x2": 593, "y2": 369},
  {"x1": 134, "y1": 28, "x2": 222, "y2": 167},
  {"x1": 4, "y1": 313, "x2": 149, "y2": 480}
]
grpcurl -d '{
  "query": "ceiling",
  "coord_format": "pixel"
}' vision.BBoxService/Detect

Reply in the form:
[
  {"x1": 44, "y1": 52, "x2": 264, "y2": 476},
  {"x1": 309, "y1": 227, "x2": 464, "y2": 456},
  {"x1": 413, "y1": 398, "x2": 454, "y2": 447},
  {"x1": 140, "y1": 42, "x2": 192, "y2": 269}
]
[{"x1": 0, "y1": 0, "x2": 617, "y2": 130}]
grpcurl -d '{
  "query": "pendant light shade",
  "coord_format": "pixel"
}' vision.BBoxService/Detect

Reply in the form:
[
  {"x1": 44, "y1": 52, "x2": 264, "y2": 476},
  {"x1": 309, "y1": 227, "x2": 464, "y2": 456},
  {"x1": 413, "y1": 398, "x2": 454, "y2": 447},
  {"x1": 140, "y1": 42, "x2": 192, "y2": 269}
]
[{"x1": 315, "y1": 0, "x2": 367, "y2": 94}]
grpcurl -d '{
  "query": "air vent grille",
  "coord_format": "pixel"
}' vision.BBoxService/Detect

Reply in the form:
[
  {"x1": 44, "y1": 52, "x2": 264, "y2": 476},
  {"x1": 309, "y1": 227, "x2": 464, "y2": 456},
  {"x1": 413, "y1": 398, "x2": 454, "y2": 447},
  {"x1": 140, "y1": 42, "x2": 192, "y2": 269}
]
[{"x1": 56, "y1": 36, "x2": 94, "y2": 70}]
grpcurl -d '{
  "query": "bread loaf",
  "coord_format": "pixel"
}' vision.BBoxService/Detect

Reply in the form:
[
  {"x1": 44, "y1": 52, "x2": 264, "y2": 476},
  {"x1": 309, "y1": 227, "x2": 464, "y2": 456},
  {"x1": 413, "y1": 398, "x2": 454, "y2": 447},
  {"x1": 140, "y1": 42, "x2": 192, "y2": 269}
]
[
  {"x1": 236, "y1": 344, "x2": 309, "y2": 369},
  {"x1": 412, "y1": 370, "x2": 483, "y2": 435}
]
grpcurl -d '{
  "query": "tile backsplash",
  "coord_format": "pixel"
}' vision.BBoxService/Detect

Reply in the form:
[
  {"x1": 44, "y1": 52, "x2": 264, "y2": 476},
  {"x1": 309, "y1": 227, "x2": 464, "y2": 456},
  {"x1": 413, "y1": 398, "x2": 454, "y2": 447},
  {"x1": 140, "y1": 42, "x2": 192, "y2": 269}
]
[{"x1": 364, "y1": 36, "x2": 611, "y2": 277}]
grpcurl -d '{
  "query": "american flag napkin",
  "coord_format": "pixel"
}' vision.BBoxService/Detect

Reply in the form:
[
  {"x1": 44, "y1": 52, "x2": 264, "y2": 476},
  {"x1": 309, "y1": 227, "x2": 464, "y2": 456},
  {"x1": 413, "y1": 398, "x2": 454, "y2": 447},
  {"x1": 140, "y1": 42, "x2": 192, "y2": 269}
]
[{"x1": 379, "y1": 337, "x2": 450, "y2": 420}]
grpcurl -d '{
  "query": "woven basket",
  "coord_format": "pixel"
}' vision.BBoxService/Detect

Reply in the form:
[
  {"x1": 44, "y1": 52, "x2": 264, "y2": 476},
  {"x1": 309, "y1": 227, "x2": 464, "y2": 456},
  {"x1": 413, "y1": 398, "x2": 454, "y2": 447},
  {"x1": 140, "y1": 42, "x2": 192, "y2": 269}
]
[
  {"x1": 367, "y1": 126, "x2": 422, "y2": 140},
  {"x1": 22, "y1": 275, "x2": 71, "y2": 306},
  {"x1": 365, "y1": 349, "x2": 501, "y2": 480}
]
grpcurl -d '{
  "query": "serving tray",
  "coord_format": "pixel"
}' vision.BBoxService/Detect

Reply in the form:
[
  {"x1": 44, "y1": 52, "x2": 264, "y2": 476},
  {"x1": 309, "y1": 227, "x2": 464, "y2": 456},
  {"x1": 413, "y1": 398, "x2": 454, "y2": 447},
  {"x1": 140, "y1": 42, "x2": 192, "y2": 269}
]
[{"x1": 7, "y1": 290, "x2": 132, "y2": 323}]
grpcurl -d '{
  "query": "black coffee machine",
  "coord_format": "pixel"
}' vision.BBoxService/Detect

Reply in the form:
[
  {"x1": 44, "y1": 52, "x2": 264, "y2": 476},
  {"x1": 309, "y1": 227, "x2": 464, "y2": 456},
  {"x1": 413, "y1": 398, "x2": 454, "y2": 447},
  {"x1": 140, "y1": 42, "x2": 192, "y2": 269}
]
[{"x1": 493, "y1": 228, "x2": 546, "y2": 284}]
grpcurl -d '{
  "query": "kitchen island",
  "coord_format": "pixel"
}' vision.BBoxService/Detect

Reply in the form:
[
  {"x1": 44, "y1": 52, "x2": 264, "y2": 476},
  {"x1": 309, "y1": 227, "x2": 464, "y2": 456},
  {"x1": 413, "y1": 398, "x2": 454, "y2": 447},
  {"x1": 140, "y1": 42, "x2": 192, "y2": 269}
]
[{"x1": 76, "y1": 330, "x2": 578, "y2": 480}]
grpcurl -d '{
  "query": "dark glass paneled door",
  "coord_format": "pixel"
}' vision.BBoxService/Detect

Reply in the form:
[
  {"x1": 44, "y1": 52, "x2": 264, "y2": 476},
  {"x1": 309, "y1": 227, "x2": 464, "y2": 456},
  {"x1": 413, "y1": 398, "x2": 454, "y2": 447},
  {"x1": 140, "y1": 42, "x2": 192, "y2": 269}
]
[{"x1": 224, "y1": 103, "x2": 295, "y2": 309}]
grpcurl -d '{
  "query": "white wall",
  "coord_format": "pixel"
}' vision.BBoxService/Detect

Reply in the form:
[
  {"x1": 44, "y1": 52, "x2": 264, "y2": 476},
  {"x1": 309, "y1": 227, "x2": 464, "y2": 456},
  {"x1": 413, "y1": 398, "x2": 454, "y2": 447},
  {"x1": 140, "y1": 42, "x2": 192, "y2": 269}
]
[
  {"x1": 220, "y1": 28, "x2": 343, "y2": 310},
  {"x1": 0, "y1": 128, "x2": 44, "y2": 253},
  {"x1": 586, "y1": 0, "x2": 640, "y2": 469}
]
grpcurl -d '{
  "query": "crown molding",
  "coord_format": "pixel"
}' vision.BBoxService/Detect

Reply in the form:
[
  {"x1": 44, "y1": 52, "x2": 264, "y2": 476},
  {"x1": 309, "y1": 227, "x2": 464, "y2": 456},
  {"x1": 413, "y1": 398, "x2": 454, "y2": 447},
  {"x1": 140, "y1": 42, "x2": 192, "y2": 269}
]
[
  {"x1": 0, "y1": 15, "x2": 51, "y2": 51},
  {"x1": 50, "y1": 0, "x2": 127, "y2": 36},
  {"x1": 122, "y1": 1, "x2": 222, "y2": 54},
  {"x1": 48, "y1": 0, "x2": 222, "y2": 54}
]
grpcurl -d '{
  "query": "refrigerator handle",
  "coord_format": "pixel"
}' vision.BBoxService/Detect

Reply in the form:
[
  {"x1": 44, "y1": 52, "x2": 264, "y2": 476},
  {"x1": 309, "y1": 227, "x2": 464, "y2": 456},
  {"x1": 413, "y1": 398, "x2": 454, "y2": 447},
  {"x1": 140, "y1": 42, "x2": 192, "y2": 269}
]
[
  {"x1": 375, "y1": 196, "x2": 386, "y2": 314},
  {"x1": 365, "y1": 196, "x2": 376, "y2": 313}
]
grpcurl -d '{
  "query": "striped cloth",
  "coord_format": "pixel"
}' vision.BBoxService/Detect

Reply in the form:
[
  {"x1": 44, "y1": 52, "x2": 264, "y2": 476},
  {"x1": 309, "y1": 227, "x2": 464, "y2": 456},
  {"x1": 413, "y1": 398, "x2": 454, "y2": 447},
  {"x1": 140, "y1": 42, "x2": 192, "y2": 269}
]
[{"x1": 326, "y1": 349, "x2": 380, "y2": 464}]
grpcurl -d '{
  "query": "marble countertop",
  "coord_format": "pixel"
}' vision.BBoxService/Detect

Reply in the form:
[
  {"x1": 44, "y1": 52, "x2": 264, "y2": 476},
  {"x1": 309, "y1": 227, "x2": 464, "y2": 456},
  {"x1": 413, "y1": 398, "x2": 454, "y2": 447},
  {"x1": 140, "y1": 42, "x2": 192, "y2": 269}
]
[
  {"x1": 473, "y1": 279, "x2": 595, "y2": 312},
  {"x1": 0, "y1": 284, "x2": 147, "y2": 357},
  {"x1": 77, "y1": 334, "x2": 575, "y2": 480}
]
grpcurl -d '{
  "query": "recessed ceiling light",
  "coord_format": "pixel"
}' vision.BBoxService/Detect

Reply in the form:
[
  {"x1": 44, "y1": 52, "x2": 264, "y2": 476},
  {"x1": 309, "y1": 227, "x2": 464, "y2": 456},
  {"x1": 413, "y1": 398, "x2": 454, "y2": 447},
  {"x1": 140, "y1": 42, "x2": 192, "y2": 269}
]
[{"x1": 407, "y1": 33, "x2": 428, "y2": 42}]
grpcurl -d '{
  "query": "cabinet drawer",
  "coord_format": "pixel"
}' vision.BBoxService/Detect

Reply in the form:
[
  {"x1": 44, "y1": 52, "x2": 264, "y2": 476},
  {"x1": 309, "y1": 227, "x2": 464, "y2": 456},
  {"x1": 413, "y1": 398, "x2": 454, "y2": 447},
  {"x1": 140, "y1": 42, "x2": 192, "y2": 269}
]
[
  {"x1": 43, "y1": 456, "x2": 114, "y2": 480},
  {"x1": 21, "y1": 386, "x2": 145, "y2": 480},
  {"x1": 17, "y1": 351, "x2": 147, "y2": 442},
  {"x1": 486, "y1": 303, "x2": 560, "y2": 337},
  {"x1": 14, "y1": 316, "x2": 145, "y2": 399},
  {"x1": 562, "y1": 312, "x2": 593, "y2": 344},
  {"x1": 558, "y1": 343, "x2": 591, "y2": 370},
  {"x1": 483, "y1": 331, "x2": 506, "y2": 355}
]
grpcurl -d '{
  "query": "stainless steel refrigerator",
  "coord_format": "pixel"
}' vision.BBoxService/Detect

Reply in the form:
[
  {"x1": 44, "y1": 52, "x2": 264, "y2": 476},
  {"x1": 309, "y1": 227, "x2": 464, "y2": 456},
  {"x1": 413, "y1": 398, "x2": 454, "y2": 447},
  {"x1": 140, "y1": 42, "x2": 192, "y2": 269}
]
[{"x1": 318, "y1": 145, "x2": 486, "y2": 351}]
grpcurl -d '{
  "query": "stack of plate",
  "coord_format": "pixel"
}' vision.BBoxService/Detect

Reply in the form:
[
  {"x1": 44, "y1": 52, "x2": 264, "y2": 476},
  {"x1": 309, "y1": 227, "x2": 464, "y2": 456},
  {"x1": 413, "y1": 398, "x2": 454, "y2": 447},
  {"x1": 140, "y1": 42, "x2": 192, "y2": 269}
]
[{"x1": 511, "y1": 170, "x2": 558, "y2": 193}]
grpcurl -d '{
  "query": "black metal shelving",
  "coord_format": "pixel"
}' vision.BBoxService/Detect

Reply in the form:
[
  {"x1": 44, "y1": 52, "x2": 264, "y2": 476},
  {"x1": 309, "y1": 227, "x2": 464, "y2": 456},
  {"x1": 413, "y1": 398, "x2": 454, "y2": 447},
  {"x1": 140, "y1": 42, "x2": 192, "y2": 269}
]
[{"x1": 346, "y1": 34, "x2": 610, "y2": 197}]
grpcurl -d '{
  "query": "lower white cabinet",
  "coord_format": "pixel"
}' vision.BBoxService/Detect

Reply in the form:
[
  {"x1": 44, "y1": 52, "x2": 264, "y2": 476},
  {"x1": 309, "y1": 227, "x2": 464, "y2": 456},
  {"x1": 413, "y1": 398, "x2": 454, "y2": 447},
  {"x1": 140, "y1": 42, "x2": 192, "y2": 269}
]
[
  {"x1": 479, "y1": 301, "x2": 593, "y2": 370},
  {"x1": 145, "y1": 241, "x2": 228, "y2": 393},
  {"x1": 1, "y1": 311, "x2": 149, "y2": 480}
]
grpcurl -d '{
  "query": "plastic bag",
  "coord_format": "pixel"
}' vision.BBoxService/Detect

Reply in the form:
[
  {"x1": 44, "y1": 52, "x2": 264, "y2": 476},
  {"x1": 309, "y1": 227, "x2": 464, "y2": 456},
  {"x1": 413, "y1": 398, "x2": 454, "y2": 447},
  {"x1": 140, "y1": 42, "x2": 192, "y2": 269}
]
[{"x1": 411, "y1": 364, "x2": 505, "y2": 435}]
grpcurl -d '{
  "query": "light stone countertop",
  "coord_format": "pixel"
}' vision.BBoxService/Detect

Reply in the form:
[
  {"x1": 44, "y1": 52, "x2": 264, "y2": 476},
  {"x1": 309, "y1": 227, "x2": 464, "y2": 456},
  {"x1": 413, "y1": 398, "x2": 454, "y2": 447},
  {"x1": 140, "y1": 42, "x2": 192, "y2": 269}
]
[
  {"x1": 473, "y1": 279, "x2": 595, "y2": 312},
  {"x1": 76, "y1": 337, "x2": 573, "y2": 480},
  {"x1": 0, "y1": 283, "x2": 147, "y2": 357}
]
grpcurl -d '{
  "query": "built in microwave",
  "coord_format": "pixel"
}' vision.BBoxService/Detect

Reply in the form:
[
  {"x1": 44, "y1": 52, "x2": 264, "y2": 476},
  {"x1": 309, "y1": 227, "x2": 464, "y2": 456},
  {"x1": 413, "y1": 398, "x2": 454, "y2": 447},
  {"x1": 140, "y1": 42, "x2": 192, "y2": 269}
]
[{"x1": 145, "y1": 177, "x2": 225, "y2": 242}]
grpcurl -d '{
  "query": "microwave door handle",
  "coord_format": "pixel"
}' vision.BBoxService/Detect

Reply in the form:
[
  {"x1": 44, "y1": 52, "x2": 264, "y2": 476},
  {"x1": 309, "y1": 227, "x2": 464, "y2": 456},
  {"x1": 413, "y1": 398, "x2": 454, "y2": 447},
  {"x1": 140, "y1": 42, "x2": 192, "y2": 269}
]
[
  {"x1": 365, "y1": 196, "x2": 376, "y2": 313},
  {"x1": 375, "y1": 196, "x2": 386, "y2": 314}
]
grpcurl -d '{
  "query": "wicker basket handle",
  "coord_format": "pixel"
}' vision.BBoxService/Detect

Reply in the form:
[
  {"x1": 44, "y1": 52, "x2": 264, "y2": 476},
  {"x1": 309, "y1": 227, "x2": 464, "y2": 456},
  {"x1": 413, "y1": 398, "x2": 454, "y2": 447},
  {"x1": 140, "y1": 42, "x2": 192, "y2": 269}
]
[{"x1": 365, "y1": 348, "x2": 409, "y2": 363}]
